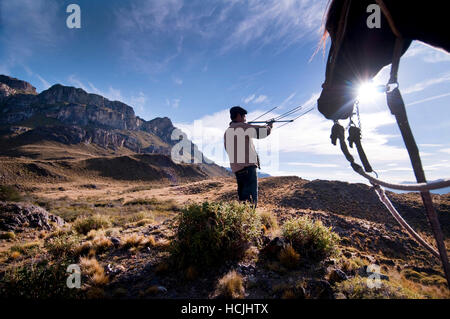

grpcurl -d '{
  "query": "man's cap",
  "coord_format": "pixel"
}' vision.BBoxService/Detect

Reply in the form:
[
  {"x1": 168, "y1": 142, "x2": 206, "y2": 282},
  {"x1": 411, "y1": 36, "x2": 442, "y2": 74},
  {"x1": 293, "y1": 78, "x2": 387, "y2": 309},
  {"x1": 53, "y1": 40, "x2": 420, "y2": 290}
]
[{"x1": 230, "y1": 106, "x2": 247, "y2": 119}]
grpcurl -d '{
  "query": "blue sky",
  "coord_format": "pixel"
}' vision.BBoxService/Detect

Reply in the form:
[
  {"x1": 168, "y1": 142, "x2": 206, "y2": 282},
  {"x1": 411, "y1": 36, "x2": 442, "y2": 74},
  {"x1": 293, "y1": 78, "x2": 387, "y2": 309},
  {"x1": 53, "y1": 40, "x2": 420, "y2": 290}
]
[{"x1": 1, "y1": 0, "x2": 449, "y2": 184}]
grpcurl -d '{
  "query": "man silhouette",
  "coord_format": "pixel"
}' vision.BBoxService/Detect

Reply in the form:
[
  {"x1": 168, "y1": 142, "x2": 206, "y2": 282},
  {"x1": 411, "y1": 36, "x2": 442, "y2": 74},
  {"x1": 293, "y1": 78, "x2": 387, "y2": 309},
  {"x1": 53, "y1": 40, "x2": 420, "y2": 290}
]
[{"x1": 224, "y1": 106, "x2": 272, "y2": 207}]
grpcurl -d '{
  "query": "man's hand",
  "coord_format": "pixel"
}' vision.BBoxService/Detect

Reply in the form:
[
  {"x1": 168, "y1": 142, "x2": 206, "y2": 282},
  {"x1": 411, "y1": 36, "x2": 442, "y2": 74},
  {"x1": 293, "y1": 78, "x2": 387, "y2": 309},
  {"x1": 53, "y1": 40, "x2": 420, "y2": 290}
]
[{"x1": 267, "y1": 119, "x2": 274, "y2": 128}]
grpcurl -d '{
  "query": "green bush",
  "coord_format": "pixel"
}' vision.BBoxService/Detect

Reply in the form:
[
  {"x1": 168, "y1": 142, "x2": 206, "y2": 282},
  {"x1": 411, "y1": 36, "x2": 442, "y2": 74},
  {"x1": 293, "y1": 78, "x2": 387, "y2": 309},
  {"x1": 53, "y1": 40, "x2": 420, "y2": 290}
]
[
  {"x1": 73, "y1": 215, "x2": 111, "y2": 235},
  {"x1": 44, "y1": 232, "x2": 81, "y2": 258},
  {"x1": 172, "y1": 201, "x2": 262, "y2": 269},
  {"x1": 0, "y1": 259, "x2": 82, "y2": 298},
  {"x1": 0, "y1": 185, "x2": 22, "y2": 202},
  {"x1": 335, "y1": 276, "x2": 422, "y2": 299},
  {"x1": 0, "y1": 231, "x2": 16, "y2": 240},
  {"x1": 282, "y1": 216, "x2": 340, "y2": 260}
]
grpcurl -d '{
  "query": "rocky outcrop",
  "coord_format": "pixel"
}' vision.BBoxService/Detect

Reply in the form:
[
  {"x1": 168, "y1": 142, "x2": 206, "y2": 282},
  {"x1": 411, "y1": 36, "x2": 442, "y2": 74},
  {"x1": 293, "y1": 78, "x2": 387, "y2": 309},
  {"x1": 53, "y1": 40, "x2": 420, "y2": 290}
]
[
  {"x1": 0, "y1": 75, "x2": 36, "y2": 95},
  {"x1": 0, "y1": 201, "x2": 65, "y2": 231},
  {"x1": 141, "y1": 117, "x2": 176, "y2": 145}
]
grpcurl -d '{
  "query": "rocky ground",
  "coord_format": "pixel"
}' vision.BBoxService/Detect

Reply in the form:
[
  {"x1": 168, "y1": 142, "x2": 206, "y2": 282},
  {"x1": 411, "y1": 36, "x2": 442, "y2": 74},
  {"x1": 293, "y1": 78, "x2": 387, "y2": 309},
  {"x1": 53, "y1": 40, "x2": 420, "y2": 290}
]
[{"x1": 0, "y1": 176, "x2": 449, "y2": 299}]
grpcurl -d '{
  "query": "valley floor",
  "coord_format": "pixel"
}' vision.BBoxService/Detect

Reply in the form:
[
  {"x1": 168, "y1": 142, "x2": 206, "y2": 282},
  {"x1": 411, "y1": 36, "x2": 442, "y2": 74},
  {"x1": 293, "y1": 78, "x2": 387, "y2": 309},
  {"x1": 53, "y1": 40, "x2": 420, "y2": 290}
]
[{"x1": 1, "y1": 176, "x2": 449, "y2": 299}]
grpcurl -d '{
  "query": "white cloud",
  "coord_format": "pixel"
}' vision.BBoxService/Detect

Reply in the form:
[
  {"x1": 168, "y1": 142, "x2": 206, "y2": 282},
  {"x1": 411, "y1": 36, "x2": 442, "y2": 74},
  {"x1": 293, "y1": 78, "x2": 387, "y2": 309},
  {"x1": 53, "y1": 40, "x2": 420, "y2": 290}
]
[
  {"x1": 403, "y1": 73, "x2": 450, "y2": 95},
  {"x1": 420, "y1": 144, "x2": 444, "y2": 148},
  {"x1": 173, "y1": 77, "x2": 183, "y2": 85},
  {"x1": 243, "y1": 94, "x2": 256, "y2": 104},
  {"x1": 68, "y1": 75, "x2": 88, "y2": 91},
  {"x1": 404, "y1": 41, "x2": 450, "y2": 63},
  {"x1": 114, "y1": 0, "x2": 327, "y2": 73},
  {"x1": 407, "y1": 92, "x2": 450, "y2": 107},
  {"x1": 221, "y1": 0, "x2": 327, "y2": 53},
  {"x1": 129, "y1": 92, "x2": 148, "y2": 112},
  {"x1": 287, "y1": 162, "x2": 339, "y2": 168},
  {"x1": 243, "y1": 94, "x2": 268, "y2": 104},
  {"x1": 167, "y1": 98, "x2": 181, "y2": 109},
  {"x1": 174, "y1": 92, "x2": 426, "y2": 182},
  {"x1": 35, "y1": 74, "x2": 50, "y2": 90},
  {"x1": 439, "y1": 148, "x2": 450, "y2": 155},
  {"x1": 253, "y1": 95, "x2": 268, "y2": 104}
]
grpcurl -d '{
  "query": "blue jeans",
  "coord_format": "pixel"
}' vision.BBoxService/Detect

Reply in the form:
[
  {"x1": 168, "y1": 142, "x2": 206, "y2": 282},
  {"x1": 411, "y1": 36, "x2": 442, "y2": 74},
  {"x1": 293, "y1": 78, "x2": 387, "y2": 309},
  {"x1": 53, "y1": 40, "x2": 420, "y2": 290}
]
[{"x1": 235, "y1": 165, "x2": 258, "y2": 206}]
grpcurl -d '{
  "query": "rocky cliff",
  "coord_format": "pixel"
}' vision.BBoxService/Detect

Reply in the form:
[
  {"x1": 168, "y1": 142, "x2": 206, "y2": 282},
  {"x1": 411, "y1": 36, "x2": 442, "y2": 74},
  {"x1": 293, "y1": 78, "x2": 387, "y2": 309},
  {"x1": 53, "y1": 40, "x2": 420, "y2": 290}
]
[{"x1": 0, "y1": 75, "x2": 229, "y2": 178}]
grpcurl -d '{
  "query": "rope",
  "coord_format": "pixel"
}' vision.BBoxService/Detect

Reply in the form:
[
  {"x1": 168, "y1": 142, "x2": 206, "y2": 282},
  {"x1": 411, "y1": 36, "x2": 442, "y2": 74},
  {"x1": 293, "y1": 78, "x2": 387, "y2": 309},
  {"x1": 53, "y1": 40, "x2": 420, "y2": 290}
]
[
  {"x1": 353, "y1": 166, "x2": 450, "y2": 192},
  {"x1": 249, "y1": 106, "x2": 279, "y2": 123},
  {"x1": 276, "y1": 107, "x2": 315, "y2": 129},
  {"x1": 274, "y1": 105, "x2": 303, "y2": 121},
  {"x1": 372, "y1": 184, "x2": 440, "y2": 259}
]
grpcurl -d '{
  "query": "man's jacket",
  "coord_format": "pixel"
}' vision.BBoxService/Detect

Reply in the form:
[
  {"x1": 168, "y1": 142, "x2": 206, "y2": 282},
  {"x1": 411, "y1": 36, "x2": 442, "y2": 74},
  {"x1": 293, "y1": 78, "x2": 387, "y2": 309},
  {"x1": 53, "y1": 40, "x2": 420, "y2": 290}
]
[{"x1": 224, "y1": 121, "x2": 272, "y2": 173}]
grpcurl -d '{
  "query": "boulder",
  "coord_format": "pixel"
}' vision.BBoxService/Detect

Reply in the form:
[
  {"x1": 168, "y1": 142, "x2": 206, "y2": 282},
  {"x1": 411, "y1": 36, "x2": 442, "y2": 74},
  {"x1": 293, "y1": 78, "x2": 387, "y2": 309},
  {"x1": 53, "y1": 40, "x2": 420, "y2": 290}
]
[
  {"x1": 328, "y1": 268, "x2": 348, "y2": 284},
  {"x1": 0, "y1": 201, "x2": 65, "y2": 231}
]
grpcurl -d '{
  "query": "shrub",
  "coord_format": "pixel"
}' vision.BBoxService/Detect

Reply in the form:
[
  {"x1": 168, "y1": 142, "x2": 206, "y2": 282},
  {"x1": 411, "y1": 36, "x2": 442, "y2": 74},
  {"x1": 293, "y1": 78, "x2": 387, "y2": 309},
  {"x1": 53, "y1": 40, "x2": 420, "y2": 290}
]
[
  {"x1": 215, "y1": 270, "x2": 245, "y2": 299},
  {"x1": 0, "y1": 185, "x2": 22, "y2": 202},
  {"x1": 0, "y1": 231, "x2": 16, "y2": 240},
  {"x1": 282, "y1": 216, "x2": 340, "y2": 260},
  {"x1": 73, "y1": 215, "x2": 111, "y2": 235},
  {"x1": 0, "y1": 260, "x2": 81, "y2": 298},
  {"x1": 171, "y1": 201, "x2": 262, "y2": 268},
  {"x1": 10, "y1": 242, "x2": 40, "y2": 257},
  {"x1": 278, "y1": 245, "x2": 300, "y2": 269},
  {"x1": 335, "y1": 276, "x2": 422, "y2": 299},
  {"x1": 44, "y1": 232, "x2": 81, "y2": 258}
]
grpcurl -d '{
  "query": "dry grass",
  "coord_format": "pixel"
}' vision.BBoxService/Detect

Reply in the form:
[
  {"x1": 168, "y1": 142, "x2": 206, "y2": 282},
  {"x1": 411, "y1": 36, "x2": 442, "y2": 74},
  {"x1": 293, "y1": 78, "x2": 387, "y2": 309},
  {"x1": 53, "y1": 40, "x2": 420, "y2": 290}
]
[
  {"x1": 258, "y1": 210, "x2": 279, "y2": 232},
  {"x1": 278, "y1": 244, "x2": 300, "y2": 269},
  {"x1": 79, "y1": 256, "x2": 109, "y2": 286},
  {"x1": 215, "y1": 270, "x2": 245, "y2": 299},
  {"x1": 0, "y1": 231, "x2": 16, "y2": 240},
  {"x1": 9, "y1": 251, "x2": 21, "y2": 259},
  {"x1": 73, "y1": 215, "x2": 112, "y2": 235},
  {"x1": 122, "y1": 234, "x2": 155, "y2": 249}
]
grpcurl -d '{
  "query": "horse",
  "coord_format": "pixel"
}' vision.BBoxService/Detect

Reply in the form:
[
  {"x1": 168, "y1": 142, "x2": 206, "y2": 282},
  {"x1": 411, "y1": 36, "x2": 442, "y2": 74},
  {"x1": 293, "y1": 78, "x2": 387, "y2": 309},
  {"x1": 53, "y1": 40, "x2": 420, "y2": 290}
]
[
  {"x1": 317, "y1": 0, "x2": 450, "y2": 120},
  {"x1": 316, "y1": 0, "x2": 450, "y2": 287}
]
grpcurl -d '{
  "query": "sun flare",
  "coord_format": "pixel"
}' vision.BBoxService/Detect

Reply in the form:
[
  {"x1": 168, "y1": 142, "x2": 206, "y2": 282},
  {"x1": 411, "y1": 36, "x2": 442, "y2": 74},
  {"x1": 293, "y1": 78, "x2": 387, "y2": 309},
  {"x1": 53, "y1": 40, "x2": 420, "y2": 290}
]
[{"x1": 357, "y1": 82, "x2": 380, "y2": 102}]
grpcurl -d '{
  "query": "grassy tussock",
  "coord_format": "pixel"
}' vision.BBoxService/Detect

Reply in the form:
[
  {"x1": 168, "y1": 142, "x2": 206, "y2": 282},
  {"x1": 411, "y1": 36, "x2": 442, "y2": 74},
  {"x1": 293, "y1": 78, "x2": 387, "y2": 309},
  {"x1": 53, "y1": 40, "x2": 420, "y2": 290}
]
[
  {"x1": 80, "y1": 257, "x2": 109, "y2": 286},
  {"x1": 401, "y1": 269, "x2": 447, "y2": 287},
  {"x1": 335, "y1": 276, "x2": 422, "y2": 299},
  {"x1": 258, "y1": 210, "x2": 279, "y2": 232},
  {"x1": 0, "y1": 185, "x2": 22, "y2": 202},
  {"x1": 215, "y1": 270, "x2": 245, "y2": 299},
  {"x1": 122, "y1": 234, "x2": 155, "y2": 249},
  {"x1": 172, "y1": 201, "x2": 262, "y2": 269},
  {"x1": 278, "y1": 244, "x2": 300, "y2": 269},
  {"x1": 73, "y1": 215, "x2": 111, "y2": 235},
  {"x1": 1, "y1": 260, "x2": 80, "y2": 298},
  {"x1": 282, "y1": 216, "x2": 340, "y2": 260},
  {"x1": 339, "y1": 256, "x2": 368, "y2": 274},
  {"x1": 0, "y1": 231, "x2": 16, "y2": 240}
]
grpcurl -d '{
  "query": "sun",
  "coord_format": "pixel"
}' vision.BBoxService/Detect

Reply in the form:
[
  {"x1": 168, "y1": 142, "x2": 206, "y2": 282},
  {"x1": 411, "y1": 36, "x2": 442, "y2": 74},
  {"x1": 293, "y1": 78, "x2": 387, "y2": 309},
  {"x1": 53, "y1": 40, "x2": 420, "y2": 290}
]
[{"x1": 357, "y1": 82, "x2": 381, "y2": 103}]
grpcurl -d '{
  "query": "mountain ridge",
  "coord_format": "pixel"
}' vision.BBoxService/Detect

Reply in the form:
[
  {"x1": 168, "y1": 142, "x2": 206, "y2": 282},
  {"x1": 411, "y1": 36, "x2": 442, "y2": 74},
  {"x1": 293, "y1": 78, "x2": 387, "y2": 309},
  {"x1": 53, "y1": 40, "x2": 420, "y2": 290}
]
[{"x1": 0, "y1": 74, "x2": 230, "y2": 181}]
